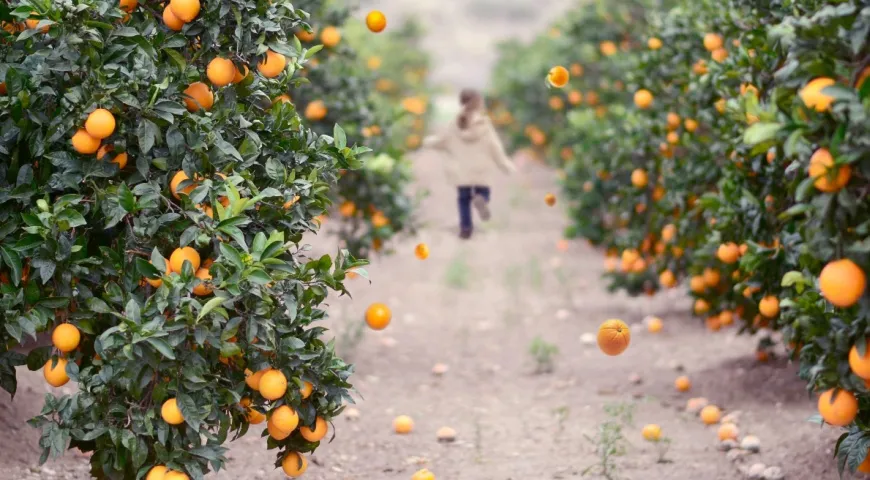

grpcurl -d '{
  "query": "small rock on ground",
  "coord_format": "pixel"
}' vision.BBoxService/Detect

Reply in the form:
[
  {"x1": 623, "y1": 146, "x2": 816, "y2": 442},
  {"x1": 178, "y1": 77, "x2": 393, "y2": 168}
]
[
  {"x1": 762, "y1": 466, "x2": 785, "y2": 480},
  {"x1": 741, "y1": 435, "x2": 761, "y2": 453}
]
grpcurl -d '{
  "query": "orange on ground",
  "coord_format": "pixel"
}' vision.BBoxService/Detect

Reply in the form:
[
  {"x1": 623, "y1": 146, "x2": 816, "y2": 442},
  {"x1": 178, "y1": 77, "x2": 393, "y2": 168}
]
[
  {"x1": 817, "y1": 388, "x2": 858, "y2": 426},
  {"x1": 192, "y1": 268, "x2": 212, "y2": 296},
  {"x1": 52, "y1": 323, "x2": 80, "y2": 353},
  {"x1": 700, "y1": 405, "x2": 721, "y2": 425},
  {"x1": 633, "y1": 89, "x2": 653, "y2": 109},
  {"x1": 393, "y1": 415, "x2": 414, "y2": 434},
  {"x1": 365, "y1": 10, "x2": 386, "y2": 32},
  {"x1": 85, "y1": 108, "x2": 116, "y2": 140},
  {"x1": 269, "y1": 405, "x2": 299, "y2": 434},
  {"x1": 44, "y1": 358, "x2": 69, "y2": 387},
  {"x1": 182, "y1": 82, "x2": 213, "y2": 111},
  {"x1": 641, "y1": 424, "x2": 661, "y2": 441},
  {"x1": 257, "y1": 50, "x2": 286, "y2": 78},
  {"x1": 169, "y1": 246, "x2": 200, "y2": 274},
  {"x1": 544, "y1": 193, "x2": 556, "y2": 206},
  {"x1": 718, "y1": 423, "x2": 739, "y2": 441},
  {"x1": 819, "y1": 259, "x2": 866, "y2": 308},
  {"x1": 365, "y1": 303, "x2": 392, "y2": 330},
  {"x1": 320, "y1": 26, "x2": 341, "y2": 48},
  {"x1": 71, "y1": 129, "x2": 101, "y2": 154},
  {"x1": 161, "y1": 398, "x2": 184, "y2": 425},
  {"x1": 412, "y1": 470, "x2": 436, "y2": 480},
  {"x1": 415, "y1": 243, "x2": 430, "y2": 260},
  {"x1": 759, "y1": 295, "x2": 779, "y2": 317},
  {"x1": 259, "y1": 369, "x2": 288, "y2": 401},
  {"x1": 547, "y1": 66, "x2": 569, "y2": 88},
  {"x1": 717, "y1": 242, "x2": 740, "y2": 264},
  {"x1": 647, "y1": 317, "x2": 663, "y2": 333},
  {"x1": 162, "y1": 6, "x2": 184, "y2": 30},
  {"x1": 281, "y1": 452, "x2": 308, "y2": 477},
  {"x1": 169, "y1": 0, "x2": 199, "y2": 22},
  {"x1": 675, "y1": 376, "x2": 691, "y2": 392},
  {"x1": 597, "y1": 319, "x2": 630, "y2": 356},
  {"x1": 300, "y1": 416, "x2": 328, "y2": 442},
  {"x1": 207, "y1": 57, "x2": 236, "y2": 87},
  {"x1": 809, "y1": 148, "x2": 851, "y2": 192},
  {"x1": 799, "y1": 77, "x2": 836, "y2": 112}
]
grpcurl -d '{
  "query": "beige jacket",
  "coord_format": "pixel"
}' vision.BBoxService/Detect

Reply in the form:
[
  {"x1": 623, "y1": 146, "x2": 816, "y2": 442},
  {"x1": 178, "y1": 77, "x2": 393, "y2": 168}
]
[{"x1": 423, "y1": 111, "x2": 516, "y2": 186}]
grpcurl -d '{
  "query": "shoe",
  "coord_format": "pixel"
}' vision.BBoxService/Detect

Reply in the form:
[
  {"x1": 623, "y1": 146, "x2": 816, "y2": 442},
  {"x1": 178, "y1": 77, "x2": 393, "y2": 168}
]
[
  {"x1": 472, "y1": 194, "x2": 490, "y2": 221},
  {"x1": 459, "y1": 228, "x2": 473, "y2": 239}
]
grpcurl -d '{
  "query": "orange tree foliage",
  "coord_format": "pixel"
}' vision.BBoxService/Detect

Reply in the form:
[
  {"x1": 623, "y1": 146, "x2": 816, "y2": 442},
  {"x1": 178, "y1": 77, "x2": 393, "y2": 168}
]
[{"x1": 490, "y1": 0, "x2": 870, "y2": 474}]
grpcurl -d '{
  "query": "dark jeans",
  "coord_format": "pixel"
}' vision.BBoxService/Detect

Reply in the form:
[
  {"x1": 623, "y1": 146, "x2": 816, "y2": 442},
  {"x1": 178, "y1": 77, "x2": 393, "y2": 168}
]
[{"x1": 458, "y1": 185, "x2": 490, "y2": 231}]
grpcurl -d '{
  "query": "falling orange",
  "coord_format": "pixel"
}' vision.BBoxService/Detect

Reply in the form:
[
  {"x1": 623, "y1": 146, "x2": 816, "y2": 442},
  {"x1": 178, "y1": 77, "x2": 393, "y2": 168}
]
[{"x1": 414, "y1": 243, "x2": 429, "y2": 260}]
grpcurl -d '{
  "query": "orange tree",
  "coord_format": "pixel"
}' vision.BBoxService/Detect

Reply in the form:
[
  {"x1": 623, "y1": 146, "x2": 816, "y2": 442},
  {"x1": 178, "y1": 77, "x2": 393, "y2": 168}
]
[
  {"x1": 0, "y1": 0, "x2": 369, "y2": 478},
  {"x1": 288, "y1": 3, "x2": 429, "y2": 257},
  {"x1": 490, "y1": 0, "x2": 870, "y2": 473}
]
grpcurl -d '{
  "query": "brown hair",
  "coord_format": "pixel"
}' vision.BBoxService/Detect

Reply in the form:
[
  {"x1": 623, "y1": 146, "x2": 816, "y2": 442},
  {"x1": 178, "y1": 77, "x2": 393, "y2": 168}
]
[{"x1": 457, "y1": 88, "x2": 483, "y2": 129}]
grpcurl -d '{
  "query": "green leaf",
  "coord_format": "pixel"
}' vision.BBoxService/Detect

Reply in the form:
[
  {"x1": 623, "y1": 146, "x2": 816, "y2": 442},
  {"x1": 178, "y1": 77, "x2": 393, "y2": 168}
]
[
  {"x1": 145, "y1": 338, "x2": 176, "y2": 360},
  {"x1": 137, "y1": 119, "x2": 160, "y2": 154},
  {"x1": 333, "y1": 124, "x2": 347, "y2": 149},
  {"x1": 197, "y1": 297, "x2": 227, "y2": 320},
  {"x1": 743, "y1": 122, "x2": 782, "y2": 146},
  {"x1": 219, "y1": 243, "x2": 244, "y2": 269}
]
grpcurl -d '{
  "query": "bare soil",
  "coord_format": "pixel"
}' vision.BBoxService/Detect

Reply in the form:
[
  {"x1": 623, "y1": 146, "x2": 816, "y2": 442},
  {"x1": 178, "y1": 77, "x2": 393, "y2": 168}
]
[{"x1": 0, "y1": 2, "x2": 849, "y2": 479}]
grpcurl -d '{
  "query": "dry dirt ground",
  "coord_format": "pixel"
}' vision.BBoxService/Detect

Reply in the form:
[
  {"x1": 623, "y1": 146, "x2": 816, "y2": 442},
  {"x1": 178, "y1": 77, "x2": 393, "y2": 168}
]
[{"x1": 0, "y1": 3, "x2": 852, "y2": 479}]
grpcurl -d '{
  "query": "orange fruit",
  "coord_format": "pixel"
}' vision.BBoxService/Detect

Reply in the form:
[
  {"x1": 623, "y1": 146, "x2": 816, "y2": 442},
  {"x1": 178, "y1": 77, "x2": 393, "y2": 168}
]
[
  {"x1": 544, "y1": 193, "x2": 556, "y2": 206},
  {"x1": 162, "y1": 6, "x2": 184, "y2": 30},
  {"x1": 232, "y1": 64, "x2": 249, "y2": 83},
  {"x1": 659, "y1": 270, "x2": 676, "y2": 288},
  {"x1": 597, "y1": 319, "x2": 630, "y2": 356},
  {"x1": 411, "y1": 470, "x2": 436, "y2": 480},
  {"x1": 706, "y1": 315, "x2": 722, "y2": 331},
  {"x1": 164, "y1": 472, "x2": 189, "y2": 480},
  {"x1": 641, "y1": 424, "x2": 662, "y2": 441},
  {"x1": 257, "y1": 50, "x2": 286, "y2": 78},
  {"x1": 320, "y1": 26, "x2": 341, "y2": 48},
  {"x1": 161, "y1": 398, "x2": 184, "y2": 425},
  {"x1": 809, "y1": 148, "x2": 851, "y2": 192},
  {"x1": 568, "y1": 90, "x2": 582, "y2": 105},
  {"x1": 758, "y1": 295, "x2": 779, "y2": 317},
  {"x1": 120, "y1": 0, "x2": 138, "y2": 12},
  {"x1": 819, "y1": 259, "x2": 866, "y2": 308},
  {"x1": 700, "y1": 405, "x2": 721, "y2": 425},
  {"x1": 85, "y1": 108, "x2": 115, "y2": 140},
  {"x1": 711, "y1": 47, "x2": 728, "y2": 63},
  {"x1": 799, "y1": 77, "x2": 836, "y2": 112},
  {"x1": 859, "y1": 451, "x2": 870, "y2": 473},
  {"x1": 675, "y1": 376, "x2": 691, "y2": 392},
  {"x1": 647, "y1": 317, "x2": 663, "y2": 333},
  {"x1": 849, "y1": 340, "x2": 870, "y2": 380},
  {"x1": 647, "y1": 37, "x2": 662, "y2": 50},
  {"x1": 169, "y1": 246, "x2": 200, "y2": 274},
  {"x1": 666, "y1": 131, "x2": 679, "y2": 145},
  {"x1": 295, "y1": 28, "x2": 316, "y2": 42},
  {"x1": 338, "y1": 201, "x2": 356, "y2": 217},
  {"x1": 684, "y1": 119, "x2": 698, "y2": 132},
  {"x1": 666, "y1": 112, "x2": 680, "y2": 130},
  {"x1": 693, "y1": 59, "x2": 708, "y2": 75},
  {"x1": 269, "y1": 405, "x2": 299, "y2": 434},
  {"x1": 694, "y1": 299, "x2": 710, "y2": 314},
  {"x1": 365, "y1": 10, "x2": 386, "y2": 32},
  {"x1": 718, "y1": 423, "x2": 738, "y2": 441},
  {"x1": 169, "y1": 170, "x2": 197, "y2": 199},
  {"x1": 393, "y1": 415, "x2": 414, "y2": 434},
  {"x1": 703, "y1": 268, "x2": 720, "y2": 287},
  {"x1": 146, "y1": 466, "x2": 167, "y2": 480},
  {"x1": 259, "y1": 369, "x2": 288, "y2": 400},
  {"x1": 25, "y1": 12, "x2": 48, "y2": 32},
  {"x1": 633, "y1": 89, "x2": 653, "y2": 109},
  {"x1": 244, "y1": 368, "x2": 268, "y2": 390},
  {"x1": 182, "y1": 82, "x2": 213, "y2": 111},
  {"x1": 267, "y1": 420, "x2": 291, "y2": 441},
  {"x1": 818, "y1": 389, "x2": 858, "y2": 426},
  {"x1": 547, "y1": 66, "x2": 570, "y2": 88},
  {"x1": 192, "y1": 268, "x2": 212, "y2": 296},
  {"x1": 52, "y1": 323, "x2": 81, "y2": 353},
  {"x1": 549, "y1": 96, "x2": 564, "y2": 110},
  {"x1": 716, "y1": 242, "x2": 740, "y2": 264},
  {"x1": 718, "y1": 310, "x2": 734, "y2": 326},
  {"x1": 300, "y1": 416, "x2": 328, "y2": 442},
  {"x1": 703, "y1": 33, "x2": 723, "y2": 51},
  {"x1": 305, "y1": 100, "x2": 327, "y2": 121},
  {"x1": 44, "y1": 358, "x2": 69, "y2": 387},
  {"x1": 300, "y1": 381, "x2": 314, "y2": 399},
  {"x1": 71, "y1": 129, "x2": 101, "y2": 154},
  {"x1": 630, "y1": 169, "x2": 648, "y2": 188},
  {"x1": 599, "y1": 41, "x2": 617, "y2": 56},
  {"x1": 207, "y1": 57, "x2": 235, "y2": 87},
  {"x1": 661, "y1": 224, "x2": 677, "y2": 243},
  {"x1": 281, "y1": 452, "x2": 308, "y2": 477},
  {"x1": 110, "y1": 152, "x2": 128, "y2": 169},
  {"x1": 414, "y1": 243, "x2": 429, "y2": 260},
  {"x1": 247, "y1": 408, "x2": 265, "y2": 424},
  {"x1": 169, "y1": 0, "x2": 199, "y2": 22},
  {"x1": 365, "y1": 303, "x2": 391, "y2": 330},
  {"x1": 283, "y1": 196, "x2": 300, "y2": 210}
]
